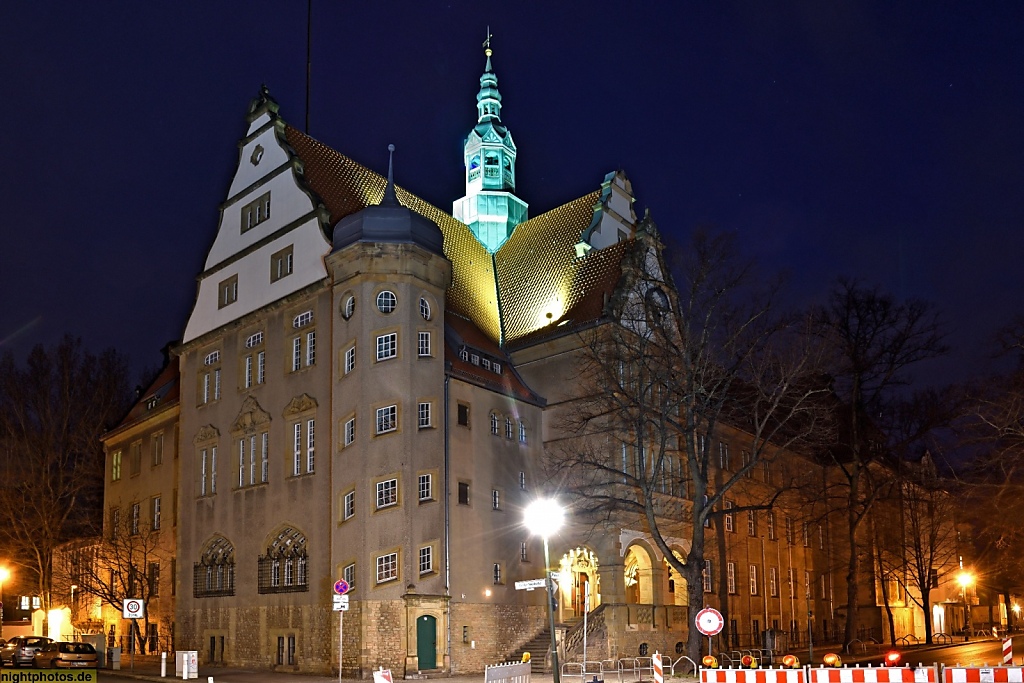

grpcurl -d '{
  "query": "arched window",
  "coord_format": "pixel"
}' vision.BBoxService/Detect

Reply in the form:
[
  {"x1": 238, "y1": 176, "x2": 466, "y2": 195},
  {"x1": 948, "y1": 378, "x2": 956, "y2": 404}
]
[
  {"x1": 419, "y1": 297, "x2": 431, "y2": 321},
  {"x1": 342, "y1": 295, "x2": 355, "y2": 320},
  {"x1": 194, "y1": 536, "x2": 235, "y2": 598},
  {"x1": 505, "y1": 417, "x2": 513, "y2": 440},
  {"x1": 258, "y1": 527, "x2": 309, "y2": 594},
  {"x1": 490, "y1": 413, "x2": 500, "y2": 435}
]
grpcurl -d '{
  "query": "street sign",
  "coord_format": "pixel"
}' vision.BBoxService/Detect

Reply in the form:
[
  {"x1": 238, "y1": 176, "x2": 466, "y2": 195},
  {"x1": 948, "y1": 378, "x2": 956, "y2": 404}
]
[
  {"x1": 123, "y1": 598, "x2": 145, "y2": 619},
  {"x1": 695, "y1": 607, "x2": 724, "y2": 636},
  {"x1": 333, "y1": 594, "x2": 350, "y2": 612},
  {"x1": 515, "y1": 579, "x2": 547, "y2": 591},
  {"x1": 333, "y1": 579, "x2": 350, "y2": 595}
]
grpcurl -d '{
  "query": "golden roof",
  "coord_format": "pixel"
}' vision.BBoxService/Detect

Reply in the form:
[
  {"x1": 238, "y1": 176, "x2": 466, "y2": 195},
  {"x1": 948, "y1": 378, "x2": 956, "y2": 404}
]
[{"x1": 285, "y1": 125, "x2": 630, "y2": 348}]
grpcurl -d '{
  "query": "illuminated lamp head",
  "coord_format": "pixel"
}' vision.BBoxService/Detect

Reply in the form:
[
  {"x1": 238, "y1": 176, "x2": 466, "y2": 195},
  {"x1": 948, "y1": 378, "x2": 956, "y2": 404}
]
[
  {"x1": 521, "y1": 652, "x2": 531, "y2": 664},
  {"x1": 702, "y1": 655, "x2": 719, "y2": 669},
  {"x1": 822, "y1": 653, "x2": 842, "y2": 667},
  {"x1": 781, "y1": 655, "x2": 801, "y2": 669},
  {"x1": 884, "y1": 651, "x2": 902, "y2": 667},
  {"x1": 741, "y1": 655, "x2": 758, "y2": 669}
]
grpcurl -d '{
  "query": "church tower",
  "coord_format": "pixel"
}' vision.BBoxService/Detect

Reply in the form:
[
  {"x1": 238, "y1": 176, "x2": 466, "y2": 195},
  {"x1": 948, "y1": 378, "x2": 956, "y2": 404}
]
[{"x1": 452, "y1": 38, "x2": 528, "y2": 253}]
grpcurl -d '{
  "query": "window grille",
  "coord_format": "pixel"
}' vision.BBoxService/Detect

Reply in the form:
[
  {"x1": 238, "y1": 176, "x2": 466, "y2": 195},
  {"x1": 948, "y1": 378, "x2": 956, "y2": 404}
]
[
  {"x1": 193, "y1": 536, "x2": 235, "y2": 598},
  {"x1": 258, "y1": 527, "x2": 309, "y2": 594}
]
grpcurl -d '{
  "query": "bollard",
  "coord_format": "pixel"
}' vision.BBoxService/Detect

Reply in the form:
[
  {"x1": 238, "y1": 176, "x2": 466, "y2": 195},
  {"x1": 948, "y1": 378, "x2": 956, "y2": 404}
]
[{"x1": 161, "y1": 652, "x2": 167, "y2": 677}]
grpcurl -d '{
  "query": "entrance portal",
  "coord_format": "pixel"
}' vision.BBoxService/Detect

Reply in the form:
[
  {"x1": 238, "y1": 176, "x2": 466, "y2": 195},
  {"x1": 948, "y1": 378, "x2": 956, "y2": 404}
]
[{"x1": 558, "y1": 547, "x2": 601, "y2": 619}]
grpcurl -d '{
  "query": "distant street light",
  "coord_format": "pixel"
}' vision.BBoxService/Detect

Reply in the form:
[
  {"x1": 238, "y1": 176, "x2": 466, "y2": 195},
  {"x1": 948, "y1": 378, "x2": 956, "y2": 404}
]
[
  {"x1": 524, "y1": 499, "x2": 565, "y2": 683},
  {"x1": 0, "y1": 566, "x2": 10, "y2": 639},
  {"x1": 957, "y1": 571, "x2": 975, "y2": 641}
]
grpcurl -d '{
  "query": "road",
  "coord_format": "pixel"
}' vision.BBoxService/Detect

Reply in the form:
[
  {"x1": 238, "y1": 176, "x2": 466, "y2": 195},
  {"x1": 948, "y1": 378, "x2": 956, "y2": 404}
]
[{"x1": 859, "y1": 637, "x2": 1016, "y2": 668}]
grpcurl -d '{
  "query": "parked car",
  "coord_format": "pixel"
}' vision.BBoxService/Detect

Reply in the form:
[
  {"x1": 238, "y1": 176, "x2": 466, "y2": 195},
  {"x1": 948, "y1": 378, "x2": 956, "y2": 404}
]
[
  {"x1": 0, "y1": 637, "x2": 52, "y2": 667},
  {"x1": 32, "y1": 642, "x2": 98, "y2": 669}
]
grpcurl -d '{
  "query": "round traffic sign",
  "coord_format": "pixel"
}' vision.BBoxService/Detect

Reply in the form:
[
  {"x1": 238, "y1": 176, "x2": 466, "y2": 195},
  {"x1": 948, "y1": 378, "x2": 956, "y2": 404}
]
[
  {"x1": 695, "y1": 607, "x2": 724, "y2": 636},
  {"x1": 333, "y1": 579, "x2": 350, "y2": 595},
  {"x1": 126, "y1": 600, "x2": 141, "y2": 613}
]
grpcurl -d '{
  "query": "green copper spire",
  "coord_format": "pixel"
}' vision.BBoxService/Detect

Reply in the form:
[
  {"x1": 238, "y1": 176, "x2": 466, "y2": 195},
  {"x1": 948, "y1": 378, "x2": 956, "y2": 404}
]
[{"x1": 453, "y1": 33, "x2": 528, "y2": 253}]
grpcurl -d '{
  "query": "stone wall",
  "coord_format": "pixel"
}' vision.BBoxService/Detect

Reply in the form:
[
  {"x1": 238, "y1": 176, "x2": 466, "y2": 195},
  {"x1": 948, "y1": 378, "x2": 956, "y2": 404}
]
[
  {"x1": 358, "y1": 600, "x2": 407, "y2": 674},
  {"x1": 449, "y1": 603, "x2": 547, "y2": 673}
]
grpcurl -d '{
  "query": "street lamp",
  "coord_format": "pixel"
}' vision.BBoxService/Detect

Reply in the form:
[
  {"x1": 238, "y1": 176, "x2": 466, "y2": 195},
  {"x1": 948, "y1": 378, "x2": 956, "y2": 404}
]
[
  {"x1": 0, "y1": 567, "x2": 10, "y2": 640},
  {"x1": 957, "y1": 571, "x2": 974, "y2": 641},
  {"x1": 524, "y1": 499, "x2": 565, "y2": 683}
]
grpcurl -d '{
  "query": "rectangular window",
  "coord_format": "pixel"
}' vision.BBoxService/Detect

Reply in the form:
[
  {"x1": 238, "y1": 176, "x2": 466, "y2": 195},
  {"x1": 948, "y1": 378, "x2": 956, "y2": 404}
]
[
  {"x1": 151, "y1": 434, "x2": 164, "y2": 466},
  {"x1": 803, "y1": 522, "x2": 810, "y2": 547},
  {"x1": 749, "y1": 564, "x2": 759, "y2": 595},
  {"x1": 111, "y1": 507, "x2": 120, "y2": 538},
  {"x1": 249, "y1": 434, "x2": 257, "y2": 486},
  {"x1": 727, "y1": 562, "x2": 736, "y2": 594},
  {"x1": 376, "y1": 332, "x2": 397, "y2": 361},
  {"x1": 419, "y1": 546, "x2": 433, "y2": 575},
  {"x1": 345, "y1": 345, "x2": 356, "y2": 374},
  {"x1": 747, "y1": 510, "x2": 756, "y2": 536},
  {"x1": 719, "y1": 443, "x2": 730, "y2": 470},
  {"x1": 458, "y1": 481, "x2": 470, "y2": 505},
  {"x1": 785, "y1": 516, "x2": 793, "y2": 545},
  {"x1": 112, "y1": 451, "x2": 122, "y2": 481},
  {"x1": 200, "y1": 449, "x2": 208, "y2": 496},
  {"x1": 457, "y1": 403, "x2": 469, "y2": 426},
  {"x1": 376, "y1": 405, "x2": 397, "y2": 434},
  {"x1": 418, "y1": 331, "x2": 431, "y2": 357},
  {"x1": 724, "y1": 501, "x2": 734, "y2": 532},
  {"x1": 344, "y1": 417, "x2": 355, "y2": 446},
  {"x1": 218, "y1": 275, "x2": 238, "y2": 308},
  {"x1": 376, "y1": 478, "x2": 398, "y2": 509},
  {"x1": 244, "y1": 355, "x2": 253, "y2": 388},
  {"x1": 211, "y1": 446, "x2": 217, "y2": 493},
  {"x1": 293, "y1": 423, "x2": 301, "y2": 476},
  {"x1": 702, "y1": 560, "x2": 712, "y2": 593},
  {"x1": 343, "y1": 563, "x2": 355, "y2": 588},
  {"x1": 131, "y1": 502, "x2": 140, "y2": 535},
  {"x1": 763, "y1": 460, "x2": 772, "y2": 484},
  {"x1": 306, "y1": 331, "x2": 316, "y2": 367},
  {"x1": 519, "y1": 471, "x2": 526, "y2": 490},
  {"x1": 307, "y1": 419, "x2": 315, "y2": 473},
  {"x1": 491, "y1": 489, "x2": 500, "y2": 510},
  {"x1": 238, "y1": 439, "x2": 246, "y2": 488},
  {"x1": 130, "y1": 441, "x2": 142, "y2": 476},
  {"x1": 770, "y1": 567, "x2": 778, "y2": 596},
  {"x1": 271, "y1": 245, "x2": 294, "y2": 282},
  {"x1": 149, "y1": 562, "x2": 160, "y2": 597},
  {"x1": 767, "y1": 511, "x2": 776, "y2": 540},
  {"x1": 819, "y1": 524, "x2": 825, "y2": 550},
  {"x1": 258, "y1": 350, "x2": 265, "y2": 384},
  {"x1": 241, "y1": 192, "x2": 271, "y2": 233},
  {"x1": 493, "y1": 563, "x2": 502, "y2": 585},
  {"x1": 151, "y1": 496, "x2": 162, "y2": 531},
  {"x1": 742, "y1": 450, "x2": 753, "y2": 477},
  {"x1": 418, "y1": 473, "x2": 432, "y2": 502},
  {"x1": 519, "y1": 421, "x2": 527, "y2": 443},
  {"x1": 521, "y1": 542, "x2": 529, "y2": 562},
  {"x1": 804, "y1": 570, "x2": 811, "y2": 597},
  {"x1": 376, "y1": 552, "x2": 398, "y2": 584},
  {"x1": 418, "y1": 402, "x2": 431, "y2": 428},
  {"x1": 292, "y1": 336, "x2": 301, "y2": 371},
  {"x1": 343, "y1": 491, "x2": 355, "y2": 520},
  {"x1": 261, "y1": 432, "x2": 269, "y2": 483}
]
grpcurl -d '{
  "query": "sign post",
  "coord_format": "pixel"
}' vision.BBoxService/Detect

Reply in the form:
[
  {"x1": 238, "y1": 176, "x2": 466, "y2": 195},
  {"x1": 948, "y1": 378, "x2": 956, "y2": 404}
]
[
  {"x1": 122, "y1": 600, "x2": 145, "y2": 673},
  {"x1": 695, "y1": 606, "x2": 724, "y2": 660},
  {"x1": 334, "y1": 579, "x2": 350, "y2": 683}
]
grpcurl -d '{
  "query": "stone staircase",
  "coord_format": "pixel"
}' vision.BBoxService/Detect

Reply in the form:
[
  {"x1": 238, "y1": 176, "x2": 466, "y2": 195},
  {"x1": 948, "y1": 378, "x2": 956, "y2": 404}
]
[{"x1": 508, "y1": 628, "x2": 557, "y2": 674}]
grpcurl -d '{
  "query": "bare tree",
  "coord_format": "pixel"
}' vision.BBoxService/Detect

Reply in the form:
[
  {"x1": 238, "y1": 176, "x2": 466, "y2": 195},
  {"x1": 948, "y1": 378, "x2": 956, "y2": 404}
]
[
  {"x1": 56, "y1": 506, "x2": 170, "y2": 653},
  {"x1": 548, "y1": 223, "x2": 829, "y2": 661},
  {"x1": 0, "y1": 335, "x2": 132, "y2": 614},
  {"x1": 809, "y1": 280, "x2": 947, "y2": 649}
]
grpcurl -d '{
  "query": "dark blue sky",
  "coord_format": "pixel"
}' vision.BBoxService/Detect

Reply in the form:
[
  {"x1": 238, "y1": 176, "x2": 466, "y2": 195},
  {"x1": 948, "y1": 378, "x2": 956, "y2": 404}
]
[{"x1": 2, "y1": 2, "x2": 1022, "y2": 384}]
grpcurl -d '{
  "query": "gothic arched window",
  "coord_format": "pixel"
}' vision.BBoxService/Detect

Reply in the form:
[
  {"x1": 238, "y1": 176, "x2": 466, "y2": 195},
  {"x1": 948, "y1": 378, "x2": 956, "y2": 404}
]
[{"x1": 258, "y1": 527, "x2": 309, "y2": 594}]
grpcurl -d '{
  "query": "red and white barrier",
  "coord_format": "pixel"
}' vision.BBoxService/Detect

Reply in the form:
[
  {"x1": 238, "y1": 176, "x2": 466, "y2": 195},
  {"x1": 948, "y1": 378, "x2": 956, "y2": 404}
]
[
  {"x1": 1005, "y1": 640, "x2": 1014, "y2": 666},
  {"x1": 701, "y1": 668, "x2": 805, "y2": 683},
  {"x1": 654, "y1": 652, "x2": 664, "y2": 683},
  {"x1": 811, "y1": 667, "x2": 937, "y2": 683},
  {"x1": 945, "y1": 668, "x2": 1024, "y2": 683}
]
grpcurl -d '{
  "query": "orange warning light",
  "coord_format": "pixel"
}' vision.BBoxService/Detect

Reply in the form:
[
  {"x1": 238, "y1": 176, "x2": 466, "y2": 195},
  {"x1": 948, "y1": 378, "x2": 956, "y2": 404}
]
[
  {"x1": 781, "y1": 654, "x2": 801, "y2": 669},
  {"x1": 884, "y1": 651, "x2": 902, "y2": 667},
  {"x1": 822, "y1": 653, "x2": 842, "y2": 667},
  {"x1": 702, "y1": 655, "x2": 719, "y2": 668},
  {"x1": 741, "y1": 655, "x2": 758, "y2": 668}
]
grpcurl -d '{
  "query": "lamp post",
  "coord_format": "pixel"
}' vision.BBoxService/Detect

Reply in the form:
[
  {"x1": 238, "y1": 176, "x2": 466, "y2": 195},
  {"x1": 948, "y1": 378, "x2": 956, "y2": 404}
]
[
  {"x1": 957, "y1": 571, "x2": 974, "y2": 641},
  {"x1": 524, "y1": 499, "x2": 565, "y2": 683},
  {"x1": 0, "y1": 567, "x2": 10, "y2": 639}
]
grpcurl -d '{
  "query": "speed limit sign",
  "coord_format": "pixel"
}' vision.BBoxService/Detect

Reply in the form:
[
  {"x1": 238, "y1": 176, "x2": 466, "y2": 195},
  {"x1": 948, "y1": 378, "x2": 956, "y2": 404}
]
[
  {"x1": 695, "y1": 607, "x2": 724, "y2": 636},
  {"x1": 123, "y1": 599, "x2": 145, "y2": 619}
]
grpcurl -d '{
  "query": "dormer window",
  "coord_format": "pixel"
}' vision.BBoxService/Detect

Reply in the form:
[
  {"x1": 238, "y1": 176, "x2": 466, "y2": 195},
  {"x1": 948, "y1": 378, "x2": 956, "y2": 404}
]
[
  {"x1": 493, "y1": 363, "x2": 501, "y2": 374},
  {"x1": 459, "y1": 348, "x2": 469, "y2": 362},
  {"x1": 470, "y1": 354, "x2": 480, "y2": 366}
]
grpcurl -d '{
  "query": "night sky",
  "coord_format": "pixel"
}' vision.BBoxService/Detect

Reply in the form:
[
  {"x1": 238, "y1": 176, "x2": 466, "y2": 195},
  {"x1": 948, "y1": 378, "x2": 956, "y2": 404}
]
[{"x1": 3, "y1": 2, "x2": 1022, "y2": 385}]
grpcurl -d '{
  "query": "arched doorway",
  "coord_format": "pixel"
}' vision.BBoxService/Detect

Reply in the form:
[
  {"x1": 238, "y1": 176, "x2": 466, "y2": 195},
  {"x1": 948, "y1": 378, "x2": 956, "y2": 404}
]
[
  {"x1": 558, "y1": 547, "x2": 601, "y2": 619},
  {"x1": 416, "y1": 615, "x2": 437, "y2": 670},
  {"x1": 624, "y1": 544, "x2": 654, "y2": 604},
  {"x1": 664, "y1": 550, "x2": 688, "y2": 606}
]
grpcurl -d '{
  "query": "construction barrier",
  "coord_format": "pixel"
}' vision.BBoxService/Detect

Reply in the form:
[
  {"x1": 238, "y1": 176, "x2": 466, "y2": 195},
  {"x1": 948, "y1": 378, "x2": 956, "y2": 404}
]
[
  {"x1": 701, "y1": 668, "x2": 805, "y2": 683},
  {"x1": 811, "y1": 666, "x2": 937, "y2": 683},
  {"x1": 944, "y1": 668, "x2": 1024, "y2": 683},
  {"x1": 1004, "y1": 641, "x2": 1014, "y2": 666}
]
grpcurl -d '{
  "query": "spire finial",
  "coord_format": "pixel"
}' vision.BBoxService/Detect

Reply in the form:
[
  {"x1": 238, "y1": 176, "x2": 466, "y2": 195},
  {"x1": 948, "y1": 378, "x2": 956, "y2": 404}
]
[
  {"x1": 383, "y1": 143, "x2": 398, "y2": 206},
  {"x1": 483, "y1": 27, "x2": 493, "y2": 70}
]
